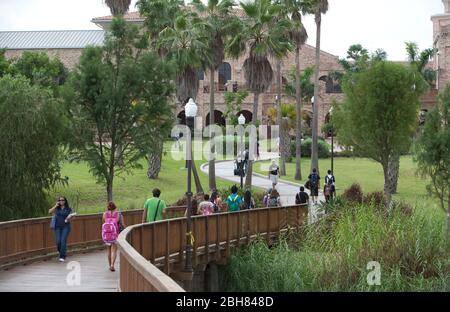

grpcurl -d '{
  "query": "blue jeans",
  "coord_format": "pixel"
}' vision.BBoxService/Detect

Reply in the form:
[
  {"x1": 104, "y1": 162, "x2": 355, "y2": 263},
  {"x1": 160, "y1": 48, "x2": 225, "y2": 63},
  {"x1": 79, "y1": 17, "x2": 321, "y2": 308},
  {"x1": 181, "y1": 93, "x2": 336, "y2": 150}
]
[{"x1": 54, "y1": 225, "x2": 71, "y2": 259}]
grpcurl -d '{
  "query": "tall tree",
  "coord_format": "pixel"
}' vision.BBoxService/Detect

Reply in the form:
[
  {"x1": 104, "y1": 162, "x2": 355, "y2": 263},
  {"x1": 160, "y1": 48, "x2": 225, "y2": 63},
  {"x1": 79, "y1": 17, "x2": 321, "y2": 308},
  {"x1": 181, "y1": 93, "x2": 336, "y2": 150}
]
[
  {"x1": 333, "y1": 61, "x2": 426, "y2": 210},
  {"x1": 103, "y1": 0, "x2": 132, "y2": 16},
  {"x1": 65, "y1": 18, "x2": 175, "y2": 202},
  {"x1": 191, "y1": 0, "x2": 236, "y2": 191},
  {"x1": 159, "y1": 9, "x2": 212, "y2": 194},
  {"x1": 137, "y1": 0, "x2": 183, "y2": 179},
  {"x1": 303, "y1": 0, "x2": 328, "y2": 175},
  {"x1": 284, "y1": 0, "x2": 309, "y2": 180},
  {"x1": 227, "y1": 0, "x2": 292, "y2": 188},
  {"x1": 0, "y1": 75, "x2": 67, "y2": 221},
  {"x1": 414, "y1": 84, "x2": 450, "y2": 232}
]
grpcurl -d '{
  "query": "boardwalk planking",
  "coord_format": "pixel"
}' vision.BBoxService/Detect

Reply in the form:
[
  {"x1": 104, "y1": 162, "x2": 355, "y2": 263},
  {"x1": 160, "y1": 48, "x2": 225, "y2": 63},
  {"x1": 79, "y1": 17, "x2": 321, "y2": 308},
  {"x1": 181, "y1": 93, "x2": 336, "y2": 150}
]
[{"x1": 0, "y1": 250, "x2": 118, "y2": 292}]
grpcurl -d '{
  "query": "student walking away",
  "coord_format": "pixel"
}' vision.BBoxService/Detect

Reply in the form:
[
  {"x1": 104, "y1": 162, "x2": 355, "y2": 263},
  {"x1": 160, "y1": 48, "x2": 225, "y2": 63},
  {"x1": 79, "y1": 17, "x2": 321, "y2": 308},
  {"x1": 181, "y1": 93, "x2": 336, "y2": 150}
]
[
  {"x1": 263, "y1": 188, "x2": 272, "y2": 207},
  {"x1": 256, "y1": 141, "x2": 260, "y2": 160},
  {"x1": 142, "y1": 188, "x2": 167, "y2": 223},
  {"x1": 102, "y1": 202, "x2": 125, "y2": 272},
  {"x1": 49, "y1": 197, "x2": 75, "y2": 262},
  {"x1": 308, "y1": 168, "x2": 320, "y2": 204},
  {"x1": 268, "y1": 159, "x2": 280, "y2": 189},
  {"x1": 210, "y1": 191, "x2": 223, "y2": 213},
  {"x1": 243, "y1": 149, "x2": 249, "y2": 174},
  {"x1": 267, "y1": 189, "x2": 281, "y2": 207},
  {"x1": 325, "y1": 170, "x2": 336, "y2": 199},
  {"x1": 295, "y1": 186, "x2": 310, "y2": 205},
  {"x1": 241, "y1": 190, "x2": 256, "y2": 210},
  {"x1": 226, "y1": 185, "x2": 242, "y2": 212},
  {"x1": 198, "y1": 194, "x2": 214, "y2": 216}
]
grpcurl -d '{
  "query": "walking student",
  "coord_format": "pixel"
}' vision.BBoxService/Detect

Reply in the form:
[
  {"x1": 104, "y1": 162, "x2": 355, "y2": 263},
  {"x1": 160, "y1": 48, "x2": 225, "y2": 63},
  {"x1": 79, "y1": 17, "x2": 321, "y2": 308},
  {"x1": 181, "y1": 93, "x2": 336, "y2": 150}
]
[
  {"x1": 241, "y1": 190, "x2": 256, "y2": 209},
  {"x1": 308, "y1": 168, "x2": 320, "y2": 204},
  {"x1": 325, "y1": 170, "x2": 336, "y2": 199},
  {"x1": 198, "y1": 194, "x2": 214, "y2": 216},
  {"x1": 49, "y1": 196, "x2": 74, "y2": 262},
  {"x1": 102, "y1": 201, "x2": 125, "y2": 272},
  {"x1": 226, "y1": 185, "x2": 242, "y2": 212},
  {"x1": 268, "y1": 159, "x2": 280, "y2": 189},
  {"x1": 142, "y1": 188, "x2": 167, "y2": 223},
  {"x1": 267, "y1": 189, "x2": 281, "y2": 207},
  {"x1": 295, "y1": 186, "x2": 310, "y2": 206}
]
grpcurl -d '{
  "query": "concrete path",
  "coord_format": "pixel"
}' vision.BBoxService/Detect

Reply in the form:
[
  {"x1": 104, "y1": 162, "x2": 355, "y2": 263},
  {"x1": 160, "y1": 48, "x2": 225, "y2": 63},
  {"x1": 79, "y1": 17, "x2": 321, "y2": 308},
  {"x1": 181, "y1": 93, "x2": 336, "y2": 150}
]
[
  {"x1": 201, "y1": 152, "x2": 325, "y2": 223},
  {"x1": 0, "y1": 250, "x2": 118, "y2": 292}
]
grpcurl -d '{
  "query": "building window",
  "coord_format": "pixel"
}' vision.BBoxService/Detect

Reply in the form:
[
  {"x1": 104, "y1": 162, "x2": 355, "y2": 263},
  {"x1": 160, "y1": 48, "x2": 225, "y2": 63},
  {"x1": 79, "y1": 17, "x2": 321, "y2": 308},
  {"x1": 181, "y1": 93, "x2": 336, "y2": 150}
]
[{"x1": 218, "y1": 62, "x2": 232, "y2": 90}]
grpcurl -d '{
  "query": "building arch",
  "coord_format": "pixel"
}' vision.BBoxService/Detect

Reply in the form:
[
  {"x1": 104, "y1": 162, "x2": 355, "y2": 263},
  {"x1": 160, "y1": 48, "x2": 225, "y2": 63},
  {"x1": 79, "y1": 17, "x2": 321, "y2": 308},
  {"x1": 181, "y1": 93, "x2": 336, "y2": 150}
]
[
  {"x1": 218, "y1": 62, "x2": 232, "y2": 90},
  {"x1": 236, "y1": 110, "x2": 253, "y2": 124},
  {"x1": 205, "y1": 110, "x2": 226, "y2": 127},
  {"x1": 177, "y1": 110, "x2": 186, "y2": 125}
]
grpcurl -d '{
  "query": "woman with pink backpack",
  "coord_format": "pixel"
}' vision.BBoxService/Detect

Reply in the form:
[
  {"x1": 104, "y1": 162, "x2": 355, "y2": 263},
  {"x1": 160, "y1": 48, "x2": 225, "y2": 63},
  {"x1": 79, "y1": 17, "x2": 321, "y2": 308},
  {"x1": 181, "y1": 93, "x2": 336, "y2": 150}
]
[{"x1": 102, "y1": 202, "x2": 125, "y2": 272}]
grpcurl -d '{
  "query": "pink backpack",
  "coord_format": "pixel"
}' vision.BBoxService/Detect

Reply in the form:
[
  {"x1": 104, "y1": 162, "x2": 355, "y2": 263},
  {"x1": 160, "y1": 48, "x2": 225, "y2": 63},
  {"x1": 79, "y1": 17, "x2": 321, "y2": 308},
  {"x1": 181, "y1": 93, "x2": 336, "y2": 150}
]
[{"x1": 102, "y1": 211, "x2": 119, "y2": 243}]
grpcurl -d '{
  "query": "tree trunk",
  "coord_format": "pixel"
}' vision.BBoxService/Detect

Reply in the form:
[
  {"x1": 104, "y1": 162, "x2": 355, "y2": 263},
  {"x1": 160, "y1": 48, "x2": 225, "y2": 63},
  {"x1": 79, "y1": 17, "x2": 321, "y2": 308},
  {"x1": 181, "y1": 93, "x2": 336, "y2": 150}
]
[
  {"x1": 276, "y1": 59, "x2": 285, "y2": 176},
  {"x1": 311, "y1": 12, "x2": 321, "y2": 175},
  {"x1": 106, "y1": 176, "x2": 113, "y2": 202},
  {"x1": 447, "y1": 193, "x2": 450, "y2": 235},
  {"x1": 208, "y1": 66, "x2": 217, "y2": 191},
  {"x1": 383, "y1": 163, "x2": 392, "y2": 213},
  {"x1": 387, "y1": 153, "x2": 400, "y2": 194},
  {"x1": 245, "y1": 92, "x2": 259, "y2": 189},
  {"x1": 282, "y1": 118, "x2": 291, "y2": 162},
  {"x1": 147, "y1": 140, "x2": 163, "y2": 179},
  {"x1": 294, "y1": 46, "x2": 303, "y2": 181},
  {"x1": 192, "y1": 150, "x2": 204, "y2": 195}
]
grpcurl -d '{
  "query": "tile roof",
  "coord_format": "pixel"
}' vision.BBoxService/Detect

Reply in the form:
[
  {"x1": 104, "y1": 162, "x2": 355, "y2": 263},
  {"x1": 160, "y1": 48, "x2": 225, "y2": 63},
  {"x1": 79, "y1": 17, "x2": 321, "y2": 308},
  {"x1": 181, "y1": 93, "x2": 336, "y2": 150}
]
[{"x1": 0, "y1": 30, "x2": 105, "y2": 49}]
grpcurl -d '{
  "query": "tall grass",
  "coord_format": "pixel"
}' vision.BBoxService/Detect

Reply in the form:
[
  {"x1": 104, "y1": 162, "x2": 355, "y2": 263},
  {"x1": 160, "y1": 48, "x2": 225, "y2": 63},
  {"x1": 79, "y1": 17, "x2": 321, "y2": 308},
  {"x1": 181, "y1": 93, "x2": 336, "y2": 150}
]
[{"x1": 219, "y1": 199, "x2": 449, "y2": 291}]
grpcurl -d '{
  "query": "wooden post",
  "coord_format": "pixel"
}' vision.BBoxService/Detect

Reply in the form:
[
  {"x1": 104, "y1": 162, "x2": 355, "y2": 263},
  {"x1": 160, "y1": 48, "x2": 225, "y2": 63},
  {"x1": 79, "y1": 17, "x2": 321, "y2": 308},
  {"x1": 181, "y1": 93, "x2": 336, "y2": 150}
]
[{"x1": 165, "y1": 221, "x2": 170, "y2": 274}]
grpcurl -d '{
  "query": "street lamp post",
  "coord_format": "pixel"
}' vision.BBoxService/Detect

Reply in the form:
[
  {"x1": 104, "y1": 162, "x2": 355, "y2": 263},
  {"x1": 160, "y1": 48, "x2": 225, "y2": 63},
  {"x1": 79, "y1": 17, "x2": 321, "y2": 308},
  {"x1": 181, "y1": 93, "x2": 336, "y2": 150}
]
[
  {"x1": 184, "y1": 98, "x2": 197, "y2": 273},
  {"x1": 329, "y1": 107, "x2": 334, "y2": 175},
  {"x1": 238, "y1": 114, "x2": 246, "y2": 189}
]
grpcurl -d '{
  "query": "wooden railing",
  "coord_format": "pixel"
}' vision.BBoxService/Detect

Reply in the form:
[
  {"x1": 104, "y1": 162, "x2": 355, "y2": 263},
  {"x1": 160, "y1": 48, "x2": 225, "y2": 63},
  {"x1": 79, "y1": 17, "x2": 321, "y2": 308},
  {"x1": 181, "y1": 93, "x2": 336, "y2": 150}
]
[
  {"x1": 0, "y1": 206, "x2": 186, "y2": 268},
  {"x1": 117, "y1": 204, "x2": 308, "y2": 292}
]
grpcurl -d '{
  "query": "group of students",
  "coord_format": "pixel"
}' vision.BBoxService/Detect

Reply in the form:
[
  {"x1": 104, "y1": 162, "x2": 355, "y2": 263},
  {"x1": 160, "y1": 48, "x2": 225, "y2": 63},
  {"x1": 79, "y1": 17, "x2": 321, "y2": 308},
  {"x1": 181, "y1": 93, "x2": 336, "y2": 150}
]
[{"x1": 48, "y1": 167, "x2": 336, "y2": 271}]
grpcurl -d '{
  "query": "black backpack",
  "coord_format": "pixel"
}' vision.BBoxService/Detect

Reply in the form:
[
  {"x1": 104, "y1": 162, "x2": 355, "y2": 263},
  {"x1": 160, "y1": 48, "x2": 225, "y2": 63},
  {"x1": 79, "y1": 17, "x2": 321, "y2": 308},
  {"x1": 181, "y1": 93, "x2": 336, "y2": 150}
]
[{"x1": 310, "y1": 174, "x2": 318, "y2": 188}]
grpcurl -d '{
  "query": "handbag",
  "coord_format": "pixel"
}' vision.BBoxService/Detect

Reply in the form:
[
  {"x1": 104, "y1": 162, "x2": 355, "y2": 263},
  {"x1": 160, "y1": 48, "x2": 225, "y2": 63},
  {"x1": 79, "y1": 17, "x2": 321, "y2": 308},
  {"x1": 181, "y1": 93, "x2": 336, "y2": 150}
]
[
  {"x1": 305, "y1": 180, "x2": 311, "y2": 190},
  {"x1": 50, "y1": 215, "x2": 56, "y2": 229}
]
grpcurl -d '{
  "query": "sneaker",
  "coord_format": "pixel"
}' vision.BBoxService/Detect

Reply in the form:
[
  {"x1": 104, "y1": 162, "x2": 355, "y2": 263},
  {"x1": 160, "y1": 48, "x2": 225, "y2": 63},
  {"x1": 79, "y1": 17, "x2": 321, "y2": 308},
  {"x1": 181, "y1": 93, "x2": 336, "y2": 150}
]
[{"x1": 59, "y1": 258, "x2": 65, "y2": 262}]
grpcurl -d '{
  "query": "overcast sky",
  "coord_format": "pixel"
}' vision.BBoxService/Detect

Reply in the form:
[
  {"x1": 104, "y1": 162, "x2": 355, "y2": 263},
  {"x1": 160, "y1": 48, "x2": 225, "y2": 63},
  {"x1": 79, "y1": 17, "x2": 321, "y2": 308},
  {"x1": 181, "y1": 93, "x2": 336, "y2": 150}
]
[{"x1": 0, "y1": 0, "x2": 445, "y2": 61}]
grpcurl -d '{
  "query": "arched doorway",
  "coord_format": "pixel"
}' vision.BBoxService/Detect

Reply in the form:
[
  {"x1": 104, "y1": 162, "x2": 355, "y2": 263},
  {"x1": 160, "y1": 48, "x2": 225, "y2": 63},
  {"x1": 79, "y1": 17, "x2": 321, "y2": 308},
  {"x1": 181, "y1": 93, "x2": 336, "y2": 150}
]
[
  {"x1": 205, "y1": 110, "x2": 226, "y2": 127},
  {"x1": 236, "y1": 110, "x2": 253, "y2": 124},
  {"x1": 177, "y1": 110, "x2": 186, "y2": 125},
  {"x1": 218, "y1": 62, "x2": 232, "y2": 91}
]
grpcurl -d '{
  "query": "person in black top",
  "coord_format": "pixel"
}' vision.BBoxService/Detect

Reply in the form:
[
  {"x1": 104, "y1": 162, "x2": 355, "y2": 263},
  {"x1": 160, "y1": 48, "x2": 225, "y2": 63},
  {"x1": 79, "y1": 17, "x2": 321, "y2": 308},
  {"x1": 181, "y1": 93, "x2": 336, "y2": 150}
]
[
  {"x1": 295, "y1": 186, "x2": 310, "y2": 205},
  {"x1": 49, "y1": 196, "x2": 73, "y2": 262},
  {"x1": 308, "y1": 168, "x2": 320, "y2": 204},
  {"x1": 324, "y1": 169, "x2": 336, "y2": 199}
]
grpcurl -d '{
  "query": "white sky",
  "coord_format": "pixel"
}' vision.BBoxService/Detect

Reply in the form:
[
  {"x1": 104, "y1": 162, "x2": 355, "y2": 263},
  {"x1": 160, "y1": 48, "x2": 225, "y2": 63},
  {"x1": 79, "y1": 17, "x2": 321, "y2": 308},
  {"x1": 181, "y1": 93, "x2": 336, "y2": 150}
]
[{"x1": 0, "y1": 0, "x2": 445, "y2": 61}]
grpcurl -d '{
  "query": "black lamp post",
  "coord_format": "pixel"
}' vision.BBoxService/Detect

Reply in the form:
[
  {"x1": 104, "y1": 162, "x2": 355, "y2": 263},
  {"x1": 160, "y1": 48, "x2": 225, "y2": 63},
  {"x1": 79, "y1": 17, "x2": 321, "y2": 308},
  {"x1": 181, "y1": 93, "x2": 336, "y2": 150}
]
[
  {"x1": 238, "y1": 114, "x2": 246, "y2": 189},
  {"x1": 184, "y1": 98, "x2": 197, "y2": 272},
  {"x1": 329, "y1": 107, "x2": 334, "y2": 176}
]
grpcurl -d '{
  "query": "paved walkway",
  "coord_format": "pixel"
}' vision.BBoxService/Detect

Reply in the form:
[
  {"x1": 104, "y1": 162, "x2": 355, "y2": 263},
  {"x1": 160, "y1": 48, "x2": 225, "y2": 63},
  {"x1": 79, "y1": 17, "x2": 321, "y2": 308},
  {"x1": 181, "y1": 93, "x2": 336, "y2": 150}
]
[
  {"x1": 0, "y1": 250, "x2": 118, "y2": 292},
  {"x1": 201, "y1": 152, "x2": 325, "y2": 223}
]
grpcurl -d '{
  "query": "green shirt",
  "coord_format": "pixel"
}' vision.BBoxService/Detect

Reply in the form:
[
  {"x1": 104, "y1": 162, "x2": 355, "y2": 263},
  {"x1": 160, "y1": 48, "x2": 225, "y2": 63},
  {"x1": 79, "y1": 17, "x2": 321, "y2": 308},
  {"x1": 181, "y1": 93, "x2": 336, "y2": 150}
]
[{"x1": 144, "y1": 197, "x2": 166, "y2": 222}]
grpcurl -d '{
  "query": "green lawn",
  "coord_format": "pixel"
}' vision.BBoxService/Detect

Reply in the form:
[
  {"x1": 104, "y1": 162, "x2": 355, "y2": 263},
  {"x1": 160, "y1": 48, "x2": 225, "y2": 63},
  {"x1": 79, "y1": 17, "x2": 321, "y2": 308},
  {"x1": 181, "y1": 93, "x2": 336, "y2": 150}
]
[
  {"x1": 254, "y1": 156, "x2": 441, "y2": 208},
  {"x1": 49, "y1": 141, "x2": 236, "y2": 214}
]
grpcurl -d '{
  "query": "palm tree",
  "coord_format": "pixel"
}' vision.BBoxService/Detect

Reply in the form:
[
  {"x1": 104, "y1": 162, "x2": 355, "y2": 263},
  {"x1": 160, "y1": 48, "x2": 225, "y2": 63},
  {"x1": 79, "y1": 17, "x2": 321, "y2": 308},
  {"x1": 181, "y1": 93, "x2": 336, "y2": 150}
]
[
  {"x1": 103, "y1": 0, "x2": 131, "y2": 16},
  {"x1": 285, "y1": 1, "x2": 308, "y2": 180},
  {"x1": 192, "y1": 0, "x2": 235, "y2": 192},
  {"x1": 303, "y1": 0, "x2": 328, "y2": 175},
  {"x1": 159, "y1": 9, "x2": 212, "y2": 194},
  {"x1": 227, "y1": 0, "x2": 292, "y2": 189},
  {"x1": 138, "y1": 0, "x2": 184, "y2": 180}
]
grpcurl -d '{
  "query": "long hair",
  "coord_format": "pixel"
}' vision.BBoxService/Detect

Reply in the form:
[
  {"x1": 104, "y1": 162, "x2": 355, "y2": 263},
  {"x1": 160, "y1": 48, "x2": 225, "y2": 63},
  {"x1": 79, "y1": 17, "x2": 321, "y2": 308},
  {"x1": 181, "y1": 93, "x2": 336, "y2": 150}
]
[
  {"x1": 270, "y1": 189, "x2": 280, "y2": 198},
  {"x1": 59, "y1": 196, "x2": 69, "y2": 209},
  {"x1": 244, "y1": 190, "x2": 252, "y2": 208},
  {"x1": 210, "y1": 191, "x2": 219, "y2": 202},
  {"x1": 107, "y1": 201, "x2": 117, "y2": 211}
]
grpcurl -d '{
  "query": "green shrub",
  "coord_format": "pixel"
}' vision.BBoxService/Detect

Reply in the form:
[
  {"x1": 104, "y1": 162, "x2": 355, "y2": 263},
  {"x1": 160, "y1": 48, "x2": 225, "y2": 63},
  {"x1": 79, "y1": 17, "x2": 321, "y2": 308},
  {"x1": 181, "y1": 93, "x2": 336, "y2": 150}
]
[
  {"x1": 290, "y1": 138, "x2": 330, "y2": 159},
  {"x1": 220, "y1": 201, "x2": 449, "y2": 291}
]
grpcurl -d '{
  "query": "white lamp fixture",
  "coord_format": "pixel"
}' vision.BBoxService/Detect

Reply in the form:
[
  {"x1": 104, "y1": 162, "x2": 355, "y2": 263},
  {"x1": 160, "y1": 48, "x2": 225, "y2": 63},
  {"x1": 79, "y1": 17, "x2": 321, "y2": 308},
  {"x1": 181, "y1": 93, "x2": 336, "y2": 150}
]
[
  {"x1": 311, "y1": 96, "x2": 315, "y2": 105},
  {"x1": 238, "y1": 114, "x2": 246, "y2": 125},
  {"x1": 185, "y1": 98, "x2": 198, "y2": 118}
]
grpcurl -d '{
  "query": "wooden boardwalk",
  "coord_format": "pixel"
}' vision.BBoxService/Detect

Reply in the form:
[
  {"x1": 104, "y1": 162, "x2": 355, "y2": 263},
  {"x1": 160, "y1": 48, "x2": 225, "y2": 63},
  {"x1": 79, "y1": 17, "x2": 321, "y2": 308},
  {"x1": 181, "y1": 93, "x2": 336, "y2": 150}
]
[{"x1": 0, "y1": 250, "x2": 118, "y2": 292}]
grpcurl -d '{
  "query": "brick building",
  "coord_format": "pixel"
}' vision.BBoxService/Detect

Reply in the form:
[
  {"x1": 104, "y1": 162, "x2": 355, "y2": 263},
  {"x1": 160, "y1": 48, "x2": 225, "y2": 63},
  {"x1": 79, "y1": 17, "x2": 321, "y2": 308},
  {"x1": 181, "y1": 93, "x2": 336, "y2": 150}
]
[{"x1": 1, "y1": 5, "x2": 445, "y2": 133}]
